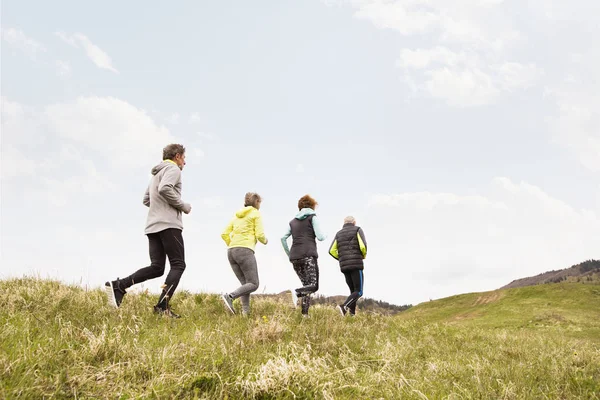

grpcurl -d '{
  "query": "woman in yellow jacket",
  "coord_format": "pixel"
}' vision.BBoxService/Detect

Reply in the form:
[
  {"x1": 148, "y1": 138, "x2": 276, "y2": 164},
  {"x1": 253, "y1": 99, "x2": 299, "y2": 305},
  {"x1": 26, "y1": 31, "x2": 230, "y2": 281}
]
[{"x1": 220, "y1": 192, "x2": 268, "y2": 315}]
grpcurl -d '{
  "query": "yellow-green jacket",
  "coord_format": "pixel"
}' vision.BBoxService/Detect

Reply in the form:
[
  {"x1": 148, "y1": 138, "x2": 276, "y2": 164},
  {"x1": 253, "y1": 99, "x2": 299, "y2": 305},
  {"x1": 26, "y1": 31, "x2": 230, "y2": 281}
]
[{"x1": 221, "y1": 206, "x2": 268, "y2": 251}]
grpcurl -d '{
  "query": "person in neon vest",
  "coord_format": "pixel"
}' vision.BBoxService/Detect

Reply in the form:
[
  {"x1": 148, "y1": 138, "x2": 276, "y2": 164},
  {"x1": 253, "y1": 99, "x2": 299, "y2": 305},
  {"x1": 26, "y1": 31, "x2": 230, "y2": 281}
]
[{"x1": 329, "y1": 216, "x2": 367, "y2": 316}]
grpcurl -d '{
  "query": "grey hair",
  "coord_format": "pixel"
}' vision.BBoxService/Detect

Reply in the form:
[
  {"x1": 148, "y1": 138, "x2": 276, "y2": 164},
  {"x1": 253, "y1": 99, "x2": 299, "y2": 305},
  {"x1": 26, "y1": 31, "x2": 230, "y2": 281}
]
[
  {"x1": 163, "y1": 143, "x2": 186, "y2": 160},
  {"x1": 344, "y1": 216, "x2": 356, "y2": 224}
]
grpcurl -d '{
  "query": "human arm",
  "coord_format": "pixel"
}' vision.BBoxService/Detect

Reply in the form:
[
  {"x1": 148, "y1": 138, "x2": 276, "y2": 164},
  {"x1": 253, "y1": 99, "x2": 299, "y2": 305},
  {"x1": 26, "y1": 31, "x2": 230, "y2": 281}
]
[
  {"x1": 311, "y1": 216, "x2": 327, "y2": 241},
  {"x1": 328, "y1": 235, "x2": 339, "y2": 260},
  {"x1": 157, "y1": 166, "x2": 191, "y2": 214},
  {"x1": 143, "y1": 185, "x2": 150, "y2": 207},
  {"x1": 255, "y1": 213, "x2": 268, "y2": 245},
  {"x1": 280, "y1": 225, "x2": 292, "y2": 257},
  {"x1": 357, "y1": 228, "x2": 367, "y2": 258},
  {"x1": 221, "y1": 220, "x2": 233, "y2": 246}
]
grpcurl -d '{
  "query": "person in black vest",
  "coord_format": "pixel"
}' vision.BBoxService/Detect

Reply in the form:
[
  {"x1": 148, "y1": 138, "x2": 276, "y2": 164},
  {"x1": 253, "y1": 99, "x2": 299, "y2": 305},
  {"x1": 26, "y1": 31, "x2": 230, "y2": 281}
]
[
  {"x1": 329, "y1": 216, "x2": 367, "y2": 316},
  {"x1": 281, "y1": 195, "x2": 327, "y2": 316}
]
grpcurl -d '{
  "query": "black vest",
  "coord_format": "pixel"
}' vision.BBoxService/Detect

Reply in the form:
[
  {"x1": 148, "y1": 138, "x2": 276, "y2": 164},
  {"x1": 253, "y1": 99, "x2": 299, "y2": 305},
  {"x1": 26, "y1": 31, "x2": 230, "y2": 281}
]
[
  {"x1": 336, "y1": 224, "x2": 364, "y2": 272},
  {"x1": 289, "y1": 215, "x2": 318, "y2": 261}
]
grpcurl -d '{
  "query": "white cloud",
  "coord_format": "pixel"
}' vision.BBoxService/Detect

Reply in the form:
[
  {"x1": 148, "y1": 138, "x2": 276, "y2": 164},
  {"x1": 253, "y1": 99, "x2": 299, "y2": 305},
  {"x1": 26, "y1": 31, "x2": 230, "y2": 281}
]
[
  {"x1": 55, "y1": 144, "x2": 117, "y2": 194},
  {"x1": 494, "y1": 62, "x2": 540, "y2": 90},
  {"x1": 55, "y1": 31, "x2": 78, "y2": 47},
  {"x1": 2, "y1": 96, "x2": 174, "y2": 211},
  {"x1": 55, "y1": 32, "x2": 118, "y2": 73},
  {"x1": 167, "y1": 113, "x2": 181, "y2": 124},
  {"x1": 353, "y1": 1, "x2": 439, "y2": 36},
  {"x1": 1, "y1": 96, "x2": 26, "y2": 120},
  {"x1": 397, "y1": 47, "x2": 461, "y2": 69},
  {"x1": 74, "y1": 34, "x2": 119, "y2": 73},
  {"x1": 189, "y1": 112, "x2": 202, "y2": 124},
  {"x1": 397, "y1": 47, "x2": 541, "y2": 106},
  {"x1": 369, "y1": 191, "x2": 508, "y2": 212},
  {"x1": 337, "y1": 1, "x2": 542, "y2": 106},
  {"x1": 197, "y1": 132, "x2": 215, "y2": 141},
  {"x1": 330, "y1": 0, "x2": 598, "y2": 134},
  {"x1": 547, "y1": 49, "x2": 600, "y2": 172},
  {"x1": 1, "y1": 28, "x2": 46, "y2": 60},
  {"x1": 0, "y1": 145, "x2": 37, "y2": 179},
  {"x1": 55, "y1": 60, "x2": 72, "y2": 78},
  {"x1": 0, "y1": 96, "x2": 45, "y2": 147},
  {"x1": 364, "y1": 177, "x2": 600, "y2": 303},
  {"x1": 192, "y1": 147, "x2": 205, "y2": 159},
  {"x1": 423, "y1": 63, "x2": 500, "y2": 107},
  {"x1": 44, "y1": 96, "x2": 174, "y2": 168},
  {"x1": 199, "y1": 196, "x2": 225, "y2": 209},
  {"x1": 527, "y1": 0, "x2": 599, "y2": 22},
  {"x1": 295, "y1": 164, "x2": 305, "y2": 173},
  {"x1": 351, "y1": 0, "x2": 518, "y2": 47},
  {"x1": 41, "y1": 170, "x2": 117, "y2": 208}
]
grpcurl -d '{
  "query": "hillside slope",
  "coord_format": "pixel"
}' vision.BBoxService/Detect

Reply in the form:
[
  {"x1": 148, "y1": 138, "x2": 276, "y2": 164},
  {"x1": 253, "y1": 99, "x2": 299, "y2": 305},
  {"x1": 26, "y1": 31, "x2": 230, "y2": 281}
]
[
  {"x1": 1, "y1": 278, "x2": 599, "y2": 399},
  {"x1": 401, "y1": 282, "x2": 600, "y2": 340}
]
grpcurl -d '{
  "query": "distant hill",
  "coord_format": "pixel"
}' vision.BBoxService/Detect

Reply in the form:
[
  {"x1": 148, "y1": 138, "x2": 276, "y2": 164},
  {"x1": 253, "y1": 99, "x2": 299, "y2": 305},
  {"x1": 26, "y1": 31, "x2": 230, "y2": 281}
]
[
  {"x1": 311, "y1": 294, "x2": 412, "y2": 315},
  {"x1": 501, "y1": 259, "x2": 600, "y2": 289},
  {"x1": 258, "y1": 292, "x2": 412, "y2": 315}
]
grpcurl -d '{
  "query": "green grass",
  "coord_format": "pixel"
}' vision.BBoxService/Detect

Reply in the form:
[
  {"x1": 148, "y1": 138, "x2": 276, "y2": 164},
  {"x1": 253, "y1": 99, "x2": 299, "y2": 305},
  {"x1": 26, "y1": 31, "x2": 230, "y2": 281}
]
[
  {"x1": 1, "y1": 278, "x2": 599, "y2": 399},
  {"x1": 400, "y1": 283, "x2": 600, "y2": 342}
]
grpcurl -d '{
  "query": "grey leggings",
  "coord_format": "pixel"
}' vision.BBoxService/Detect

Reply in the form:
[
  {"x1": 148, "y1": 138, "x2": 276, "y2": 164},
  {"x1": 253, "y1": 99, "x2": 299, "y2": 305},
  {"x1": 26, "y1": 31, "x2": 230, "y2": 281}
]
[{"x1": 227, "y1": 247, "x2": 259, "y2": 314}]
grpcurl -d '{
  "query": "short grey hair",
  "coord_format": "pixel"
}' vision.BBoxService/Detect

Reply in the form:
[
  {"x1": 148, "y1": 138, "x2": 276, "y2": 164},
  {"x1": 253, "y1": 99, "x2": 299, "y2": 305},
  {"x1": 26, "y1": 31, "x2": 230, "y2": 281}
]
[
  {"x1": 163, "y1": 143, "x2": 186, "y2": 160},
  {"x1": 344, "y1": 216, "x2": 356, "y2": 224}
]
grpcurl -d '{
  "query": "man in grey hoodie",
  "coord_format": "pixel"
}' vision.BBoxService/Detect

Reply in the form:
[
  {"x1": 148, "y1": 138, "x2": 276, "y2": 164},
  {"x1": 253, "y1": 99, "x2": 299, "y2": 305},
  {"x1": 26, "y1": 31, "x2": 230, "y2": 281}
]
[{"x1": 105, "y1": 144, "x2": 192, "y2": 318}]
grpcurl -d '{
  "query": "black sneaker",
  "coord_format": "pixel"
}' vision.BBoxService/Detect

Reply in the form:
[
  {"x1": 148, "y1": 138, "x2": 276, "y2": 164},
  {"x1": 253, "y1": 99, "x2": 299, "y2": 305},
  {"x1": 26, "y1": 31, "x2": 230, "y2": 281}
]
[
  {"x1": 105, "y1": 279, "x2": 126, "y2": 308},
  {"x1": 221, "y1": 294, "x2": 235, "y2": 314},
  {"x1": 153, "y1": 305, "x2": 181, "y2": 319},
  {"x1": 337, "y1": 304, "x2": 347, "y2": 316}
]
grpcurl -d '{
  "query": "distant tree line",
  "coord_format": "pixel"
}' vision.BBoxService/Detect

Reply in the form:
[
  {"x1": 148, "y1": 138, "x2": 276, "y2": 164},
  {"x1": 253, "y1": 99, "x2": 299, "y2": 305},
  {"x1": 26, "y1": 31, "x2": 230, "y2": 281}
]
[
  {"x1": 310, "y1": 294, "x2": 412, "y2": 315},
  {"x1": 502, "y1": 259, "x2": 600, "y2": 289},
  {"x1": 545, "y1": 259, "x2": 600, "y2": 284},
  {"x1": 576, "y1": 259, "x2": 600, "y2": 274}
]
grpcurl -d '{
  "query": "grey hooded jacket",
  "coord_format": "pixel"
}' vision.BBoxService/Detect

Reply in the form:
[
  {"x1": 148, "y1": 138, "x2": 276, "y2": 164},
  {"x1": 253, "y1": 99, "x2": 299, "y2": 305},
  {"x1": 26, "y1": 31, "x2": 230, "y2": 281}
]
[{"x1": 143, "y1": 161, "x2": 191, "y2": 234}]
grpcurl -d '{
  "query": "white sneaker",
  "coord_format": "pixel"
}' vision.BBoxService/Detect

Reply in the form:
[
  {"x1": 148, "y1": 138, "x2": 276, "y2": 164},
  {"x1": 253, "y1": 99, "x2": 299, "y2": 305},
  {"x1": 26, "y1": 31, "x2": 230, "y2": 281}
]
[{"x1": 290, "y1": 289, "x2": 298, "y2": 308}]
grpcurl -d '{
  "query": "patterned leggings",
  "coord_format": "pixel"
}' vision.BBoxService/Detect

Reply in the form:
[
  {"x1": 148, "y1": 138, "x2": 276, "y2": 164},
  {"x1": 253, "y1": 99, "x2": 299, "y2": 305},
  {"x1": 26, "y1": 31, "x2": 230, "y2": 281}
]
[{"x1": 292, "y1": 257, "x2": 319, "y2": 315}]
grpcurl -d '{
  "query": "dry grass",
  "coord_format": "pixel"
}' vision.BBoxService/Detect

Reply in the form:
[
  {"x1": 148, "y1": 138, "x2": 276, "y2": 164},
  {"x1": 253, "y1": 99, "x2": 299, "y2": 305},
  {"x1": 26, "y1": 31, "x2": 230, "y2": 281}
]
[{"x1": 1, "y1": 278, "x2": 599, "y2": 399}]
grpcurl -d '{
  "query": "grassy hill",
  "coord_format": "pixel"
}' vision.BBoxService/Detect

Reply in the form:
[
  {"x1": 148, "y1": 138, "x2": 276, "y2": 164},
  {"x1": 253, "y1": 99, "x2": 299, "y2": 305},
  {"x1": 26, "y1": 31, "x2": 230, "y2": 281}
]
[
  {"x1": 1, "y1": 278, "x2": 599, "y2": 399},
  {"x1": 400, "y1": 282, "x2": 600, "y2": 341}
]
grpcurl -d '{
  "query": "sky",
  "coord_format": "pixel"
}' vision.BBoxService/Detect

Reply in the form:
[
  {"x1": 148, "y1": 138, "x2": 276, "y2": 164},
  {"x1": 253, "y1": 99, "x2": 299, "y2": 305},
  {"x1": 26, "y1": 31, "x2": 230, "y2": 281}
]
[{"x1": 1, "y1": 0, "x2": 599, "y2": 306}]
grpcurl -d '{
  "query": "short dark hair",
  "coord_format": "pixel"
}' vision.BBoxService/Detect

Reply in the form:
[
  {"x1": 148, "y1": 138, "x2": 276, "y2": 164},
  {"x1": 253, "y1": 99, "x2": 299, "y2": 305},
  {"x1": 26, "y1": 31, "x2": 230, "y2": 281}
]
[
  {"x1": 163, "y1": 144, "x2": 186, "y2": 161},
  {"x1": 244, "y1": 192, "x2": 262, "y2": 208},
  {"x1": 298, "y1": 194, "x2": 317, "y2": 210}
]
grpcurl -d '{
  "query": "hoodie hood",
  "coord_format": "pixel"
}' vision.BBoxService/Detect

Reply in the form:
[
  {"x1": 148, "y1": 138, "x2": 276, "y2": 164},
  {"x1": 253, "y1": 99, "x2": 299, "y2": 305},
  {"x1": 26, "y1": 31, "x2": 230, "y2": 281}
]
[
  {"x1": 295, "y1": 208, "x2": 316, "y2": 220},
  {"x1": 151, "y1": 160, "x2": 178, "y2": 175},
  {"x1": 236, "y1": 206, "x2": 256, "y2": 218}
]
